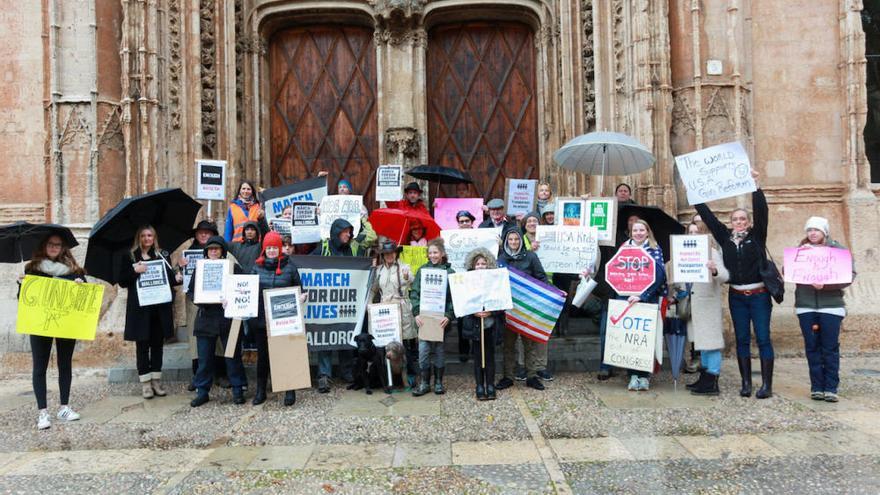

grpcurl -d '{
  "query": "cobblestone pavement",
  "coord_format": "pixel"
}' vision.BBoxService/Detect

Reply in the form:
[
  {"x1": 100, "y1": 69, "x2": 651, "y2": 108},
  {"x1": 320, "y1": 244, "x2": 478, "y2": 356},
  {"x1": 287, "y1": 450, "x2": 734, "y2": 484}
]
[{"x1": 0, "y1": 356, "x2": 878, "y2": 494}]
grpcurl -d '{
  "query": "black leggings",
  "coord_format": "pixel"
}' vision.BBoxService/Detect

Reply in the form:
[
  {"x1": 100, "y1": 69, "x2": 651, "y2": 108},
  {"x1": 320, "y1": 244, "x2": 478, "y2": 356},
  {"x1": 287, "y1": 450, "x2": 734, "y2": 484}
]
[
  {"x1": 403, "y1": 338, "x2": 419, "y2": 377},
  {"x1": 472, "y1": 335, "x2": 496, "y2": 387},
  {"x1": 252, "y1": 324, "x2": 270, "y2": 383},
  {"x1": 136, "y1": 311, "x2": 165, "y2": 378},
  {"x1": 31, "y1": 335, "x2": 76, "y2": 410}
]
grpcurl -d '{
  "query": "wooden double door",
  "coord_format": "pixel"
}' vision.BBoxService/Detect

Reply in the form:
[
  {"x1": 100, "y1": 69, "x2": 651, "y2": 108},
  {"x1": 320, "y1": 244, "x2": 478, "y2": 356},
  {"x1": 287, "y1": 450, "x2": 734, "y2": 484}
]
[{"x1": 269, "y1": 22, "x2": 538, "y2": 203}]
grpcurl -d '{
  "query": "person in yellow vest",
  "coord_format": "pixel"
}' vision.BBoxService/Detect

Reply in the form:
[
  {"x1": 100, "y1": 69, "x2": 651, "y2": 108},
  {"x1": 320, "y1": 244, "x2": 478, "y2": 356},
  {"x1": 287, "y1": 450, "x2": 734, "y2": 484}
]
[{"x1": 224, "y1": 180, "x2": 265, "y2": 243}]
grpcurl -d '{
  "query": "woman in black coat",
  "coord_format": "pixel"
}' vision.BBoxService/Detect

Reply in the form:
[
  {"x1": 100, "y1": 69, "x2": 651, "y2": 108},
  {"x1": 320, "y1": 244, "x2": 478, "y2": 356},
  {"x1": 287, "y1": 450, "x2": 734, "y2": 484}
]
[
  {"x1": 118, "y1": 225, "x2": 182, "y2": 399},
  {"x1": 460, "y1": 247, "x2": 505, "y2": 401}
]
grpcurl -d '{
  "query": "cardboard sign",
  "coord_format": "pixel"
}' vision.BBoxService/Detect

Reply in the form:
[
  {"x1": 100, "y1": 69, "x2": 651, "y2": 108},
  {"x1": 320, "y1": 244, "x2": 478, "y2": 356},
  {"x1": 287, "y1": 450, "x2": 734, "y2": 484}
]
[
  {"x1": 605, "y1": 245, "x2": 657, "y2": 296},
  {"x1": 399, "y1": 245, "x2": 428, "y2": 274},
  {"x1": 534, "y1": 225, "x2": 600, "y2": 274},
  {"x1": 223, "y1": 275, "x2": 259, "y2": 319},
  {"x1": 182, "y1": 249, "x2": 204, "y2": 293},
  {"x1": 264, "y1": 287, "x2": 306, "y2": 337},
  {"x1": 675, "y1": 141, "x2": 756, "y2": 205},
  {"x1": 440, "y1": 229, "x2": 500, "y2": 272},
  {"x1": 269, "y1": 217, "x2": 292, "y2": 236},
  {"x1": 418, "y1": 311, "x2": 446, "y2": 342},
  {"x1": 16, "y1": 276, "x2": 104, "y2": 340},
  {"x1": 291, "y1": 201, "x2": 320, "y2": 244},
  {"x1": 261, "y1": 176, "x2": 328, "y2": 221},
  {"x1": 671, "y1": 235, "x2": 710, "y2": 283},
  {"x1": 783, "y1": 246, "x2": 853, "y2": 285},
  {"x1": 419, "y1": 268, "x2": 448, "y2": 314},
  {"x1": 267, "y1": 331, "x2": 311, "y2": 392},
  {"x1": 587, "y1": 198, "x2": 617, "y2": 246},
  {"x1": 376, "y1": 165, "x2": 403, "y2": 202},
  {"x1": 136, "y1": 260, "x2": 172, "y2": 306},
  {"x1": 603, "y1": 300, "x2": 661, "y2": 373},
  {"x1": 193, "y1": 259, "x2": 229, "y2": 304},
  {"x1": 195, "y1": 159, "x2": 226, "y2": 201},
  {"x1": 433, "y1": 198, "x2": 484, "y2": 230},
  {"x1": 504, "y1": 178, "x2": 537, "y2": 216},
  {"x1": 448, "y1": 268, "x2": 513, "y2": 318},
  {"x1": 368, "y1": 303, "x2": 402, "y2": 347},
  {"x1": 319, "y1": 195, "x2": 363, "y2": 239}
]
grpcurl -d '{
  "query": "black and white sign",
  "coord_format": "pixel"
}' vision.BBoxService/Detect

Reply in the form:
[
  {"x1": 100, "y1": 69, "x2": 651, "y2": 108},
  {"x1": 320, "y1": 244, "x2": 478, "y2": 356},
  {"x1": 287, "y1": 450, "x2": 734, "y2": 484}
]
[
  {"x1": 291, "y1": 201, "x2": 320, "y2": 244},
  {"x1": 504, "y1": 178, "x2": 537, "y2": 216},
  {"x1": 193, "y1": 259, "x2": 229, "y2": 304},
  {"x1": 195, "y1": 160, "x2": 226, "y2": 201},
  {"x1": 675, "y1": 141, "x2": 756, "y2": 205},
  {"x1": 264, "y1": 287, "x2": 305, "y2": 337},
  {"x1": 269, "y1": 217, "x2": 292, "y2": 236},
  {"x1": 420, "y1": 268, "x2": 448, "y2": 314},
  {"x1": 375, "y1": 165, "x2": 403, "y2": 202},
  {"x1": 319, "y1": 195, "x2": 363, "y2": 239},
  {"x1": 182, "y1": 249, "x2": 204, "y2": 293},
  {"x1": 224, "y1": 275, "x2": 259, "y2": 319},
  {"x1": 261, "y1": 176, "x2": 328, "y2": 221},
  {"x1": 136, "y1": 260, "x2": 172, "y2": 306}
]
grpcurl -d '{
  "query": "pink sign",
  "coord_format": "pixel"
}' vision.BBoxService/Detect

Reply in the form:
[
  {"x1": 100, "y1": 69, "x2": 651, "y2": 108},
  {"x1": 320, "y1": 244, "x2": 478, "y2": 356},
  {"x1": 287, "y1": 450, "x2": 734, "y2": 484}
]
[
  {"x1": 783, "y1": 246, "x2": 853, "y2": 285},
  {"x1": 433, "y1": 198, "x2": 484, "y2": 230}
]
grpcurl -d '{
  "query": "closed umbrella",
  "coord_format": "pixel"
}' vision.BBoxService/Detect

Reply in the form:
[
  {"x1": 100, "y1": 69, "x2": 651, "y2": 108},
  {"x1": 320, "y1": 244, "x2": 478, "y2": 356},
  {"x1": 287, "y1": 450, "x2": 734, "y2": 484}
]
[
  {"x1": 369, "y1": 208, "x2": 441, "y2": 246},
  {"x1": 665, "y1": 317, "x2": 688, "y2": 391},
  {"x1": 0, "y1": 222, "x2": 78, "y2": 263},
  {"x1": 553, "y1": 132, "x2": 655, "y2": 180}
]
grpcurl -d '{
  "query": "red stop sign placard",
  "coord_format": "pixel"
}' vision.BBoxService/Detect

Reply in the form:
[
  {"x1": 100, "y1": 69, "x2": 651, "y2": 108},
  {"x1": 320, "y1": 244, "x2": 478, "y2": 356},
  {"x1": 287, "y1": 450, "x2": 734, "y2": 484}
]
[{"x1": 605, "y1": 245, "x2": 656, "y2": 296}]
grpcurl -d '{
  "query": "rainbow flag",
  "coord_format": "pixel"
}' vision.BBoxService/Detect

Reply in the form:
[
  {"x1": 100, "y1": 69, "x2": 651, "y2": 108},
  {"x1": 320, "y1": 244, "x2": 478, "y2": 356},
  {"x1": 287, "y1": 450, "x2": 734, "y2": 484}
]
[{"x1": 505, "y1": 267, "x2": 567, "y2": 343}]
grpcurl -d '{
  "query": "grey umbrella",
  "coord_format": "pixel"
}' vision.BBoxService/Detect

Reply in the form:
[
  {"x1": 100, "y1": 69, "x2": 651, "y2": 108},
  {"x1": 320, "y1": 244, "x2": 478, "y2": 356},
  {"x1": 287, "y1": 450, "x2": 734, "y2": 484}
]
[{"x1": 552, "y1": 132, "x2": 655, "y2": 178}]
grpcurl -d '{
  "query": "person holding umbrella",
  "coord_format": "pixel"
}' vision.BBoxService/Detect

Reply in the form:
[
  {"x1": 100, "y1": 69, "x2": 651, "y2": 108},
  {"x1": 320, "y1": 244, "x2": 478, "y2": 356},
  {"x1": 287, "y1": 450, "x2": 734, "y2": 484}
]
[
  {"x1": 119, "y1": 226, "x2": 183, "y2": 399},
  {"x1": 461, "y1": 247, "x2": 504, "y2": 400},
  {"x1": 224, "y1": 180, "x2": 266, "y2": 243}
]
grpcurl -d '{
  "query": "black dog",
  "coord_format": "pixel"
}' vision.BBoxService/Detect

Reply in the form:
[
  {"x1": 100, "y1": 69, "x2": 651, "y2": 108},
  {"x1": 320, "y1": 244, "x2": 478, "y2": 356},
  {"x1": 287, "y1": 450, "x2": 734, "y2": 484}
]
[{"x1": 347, "y1": 333, "x2": 383, "y2": 395}]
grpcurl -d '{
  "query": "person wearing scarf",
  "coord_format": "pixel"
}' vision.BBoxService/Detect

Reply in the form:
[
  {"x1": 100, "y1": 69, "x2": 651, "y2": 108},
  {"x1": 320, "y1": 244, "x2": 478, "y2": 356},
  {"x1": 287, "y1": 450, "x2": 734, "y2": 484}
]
[{"x1": 224, "y1": 180, "x2": 267, "y2": 243}]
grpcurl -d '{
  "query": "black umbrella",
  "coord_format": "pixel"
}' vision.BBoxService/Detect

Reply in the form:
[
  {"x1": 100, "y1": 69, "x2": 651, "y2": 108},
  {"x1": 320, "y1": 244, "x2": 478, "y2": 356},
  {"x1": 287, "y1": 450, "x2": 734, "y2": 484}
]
[
  {"x1": 85, "y1": 188, "x2": 202, "y2": 283},
  {"x1": 405, "y1": 165, "x2": 473, "y2": 185},
  {"x1": 0, "y1": 222, "x2": 78, "y2": 263},
  {"x1": 617, "y1": 204, "x2": 685, "y2": 262}
]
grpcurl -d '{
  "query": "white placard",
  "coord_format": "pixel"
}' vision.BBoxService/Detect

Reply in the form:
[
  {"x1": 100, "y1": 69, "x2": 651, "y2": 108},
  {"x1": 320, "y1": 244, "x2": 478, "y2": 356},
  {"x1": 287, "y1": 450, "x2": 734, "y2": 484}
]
[
  {"x1": 136, "y1": 260, "x2": 172, "y2": 306},
  {"x1": 534, "y1": 225, "x2": 600, "y2": 274},
  {"x1": 264, "y1": 287, "x2": 305, "y2": 337},
  {"x1": 448, "y1": 268, "x2": 514, "y2": 318},
  {"x1": 193, "y1": 259, "x2": 229, "y2": 304},
  {"x1": 368, "y1": 303, "x2": 402, "y2": 347},
  {"x1": 195, "y1": 159, "x2": 226, "y2": 201},
  {"x1": 375, "y1": 165, "x2": 403, "y2": 202},
  {"x1": 603, "y1": 299, "x2": 661, "y2": 373},
  {"x1": 505, "y1": 178, "x2": 537, "y2": 216},
  {"x1": 675, "y1": 141, "x2": 756, "y2": 205},
  {"x1": 262, "y1": 177, "x2": 327, "y2": 221},
  {"x1": 269, "y1": 217, "x2": 292, "y2": 236},
  {"x1": 181, "y1": 249, "x2": 204, "y2": 293},
  {"x1": 291, "y1": 202, "x2": 320, "y2": 244},
  {"x1": 671, "y1": 235, "x2": 710, "y2": 283},
  {"x1": 224, "y1": 275, "x2": 259, "y2": 319},
  {"x1": 419, "y1": 268, "x2": 448, "y2": 314},
  {"x1": 319, "y1": 195, "x2": 363, "y2": 239},
  {"x1": 440, "y1": 229, "x2": 500, "y2": 272}
]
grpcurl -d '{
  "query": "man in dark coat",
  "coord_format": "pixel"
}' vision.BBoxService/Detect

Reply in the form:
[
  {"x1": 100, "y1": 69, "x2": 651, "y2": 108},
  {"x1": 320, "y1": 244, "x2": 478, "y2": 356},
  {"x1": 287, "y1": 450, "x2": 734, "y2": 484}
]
[{"x1": 479, "y1": 198, "x2": 517, "y2": 230}]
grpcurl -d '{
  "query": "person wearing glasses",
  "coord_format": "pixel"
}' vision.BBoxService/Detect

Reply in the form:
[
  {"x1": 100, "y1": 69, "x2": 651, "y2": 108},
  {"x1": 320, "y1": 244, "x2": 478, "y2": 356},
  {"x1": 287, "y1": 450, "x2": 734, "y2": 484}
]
[{"x1": 456, "y1": 210, "x2": 475, "y2": 229}]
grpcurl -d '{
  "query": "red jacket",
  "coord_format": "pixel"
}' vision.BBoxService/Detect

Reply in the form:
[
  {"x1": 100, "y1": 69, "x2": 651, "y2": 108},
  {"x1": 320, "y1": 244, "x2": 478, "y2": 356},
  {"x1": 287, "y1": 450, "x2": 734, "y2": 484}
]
[{"x1": 386, "y1": 199, "x2": 429, "y2": 215}]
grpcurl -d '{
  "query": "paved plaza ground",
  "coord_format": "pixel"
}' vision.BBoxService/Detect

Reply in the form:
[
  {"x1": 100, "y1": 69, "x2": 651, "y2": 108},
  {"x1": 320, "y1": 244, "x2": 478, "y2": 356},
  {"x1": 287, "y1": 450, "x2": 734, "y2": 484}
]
[{"x1": 0, "y1": 355, "x2": 878, "y2": 494}]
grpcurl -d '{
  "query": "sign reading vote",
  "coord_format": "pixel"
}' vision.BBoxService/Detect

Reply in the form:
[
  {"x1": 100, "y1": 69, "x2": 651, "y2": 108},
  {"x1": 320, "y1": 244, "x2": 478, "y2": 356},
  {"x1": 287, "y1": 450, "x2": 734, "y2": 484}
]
[
  {"x1": 195, "y1": 159, "x2": 226, "y2": 201},
  {"x1": 671, "y1": 235, "x2": 710, "y2": 283},
  {"x1": 675, "y1": 141, "x2": 756, "y2": 205},
  {"x1": 535, "y1": 225, "x2": 600, "y2": 274},
  {"x1": 17, "y1": 276, "x2": 104, "y2": 340},
  {"x1": 603, "y1": 299, "x2": 661, "y2": 373},
  {"x1": 783, "y1": 246, "x2": 853, "y2": 285}
]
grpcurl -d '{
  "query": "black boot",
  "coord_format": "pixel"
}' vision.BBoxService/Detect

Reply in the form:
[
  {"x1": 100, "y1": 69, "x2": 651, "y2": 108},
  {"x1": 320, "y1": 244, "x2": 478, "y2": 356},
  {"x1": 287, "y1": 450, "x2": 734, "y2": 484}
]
[
  {"x1": 252, "y1": 378, "x2": 267, "y2": 405},
  {"x1": 190, "y1": 390, "x2": 209, "y2": 407},
  {"x1": 756, "y1": 358, "x2": 774, "y2": 399},
  {"x1": 737, "y1": 355, "x2": 753, "y2": 397},
  {"x1": 686, "y1": 371, "x2": 707, "y2": 391},
  {"x1": 434, "y1": 367, "x2": 446, "y2": 395},
  {"x1": 475, "y1": 365, "x2": 486, "y2": 400},
  {"x1": 283, "y1": 390, "x2": 296, "y2": 406},
  {"x1": 412, "y1": 369, "x2": 431, "y2": 397},
  {"x1": 691, "y1": 373, "x2": 720, "y2": 396},
  {"x1": 232, "y1": 387, "x2": 245, "y2": 405}
]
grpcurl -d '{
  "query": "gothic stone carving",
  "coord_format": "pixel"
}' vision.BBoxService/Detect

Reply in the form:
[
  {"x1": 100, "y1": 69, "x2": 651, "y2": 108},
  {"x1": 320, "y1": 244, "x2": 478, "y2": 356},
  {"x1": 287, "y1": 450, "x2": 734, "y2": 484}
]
[
  {"x1": 168, "y1": 0, "x2": 182, "y2": 129},
  {"x1": 384, "y1": 127, "x2": 420, "y2": 160},
  {"x1": 582, "y1": 0, "x2": 596, "y2": 131},
  {"x1": 200, "y1": 0, "x2": 217, "y2": 158},
  {"x1": 370, "y1": 0, "x2": 426, "y2": 45}
]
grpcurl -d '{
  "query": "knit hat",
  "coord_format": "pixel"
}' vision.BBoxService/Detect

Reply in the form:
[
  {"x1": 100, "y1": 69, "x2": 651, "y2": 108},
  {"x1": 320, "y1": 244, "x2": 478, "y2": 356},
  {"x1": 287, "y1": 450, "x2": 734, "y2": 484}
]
[
  {"x1": 337, "y1": 179, "x2": 353, "y2": 193},
  {"x1": 456, "y1": 210, "x2": 476, "y2": 221},
  {"x1": 256, "y1": 231, "x2": 284, "y2": 274},
  {"x1": 804, "y1": 216, "x2": 830, "y2": 236}
]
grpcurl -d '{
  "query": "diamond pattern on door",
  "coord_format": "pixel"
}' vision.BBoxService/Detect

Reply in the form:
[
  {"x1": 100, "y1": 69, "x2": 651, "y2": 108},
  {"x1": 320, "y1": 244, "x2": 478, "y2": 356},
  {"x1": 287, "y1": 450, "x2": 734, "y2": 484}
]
[{"x1": 427, "y1": 23, "x2": 539, "y2": 200}]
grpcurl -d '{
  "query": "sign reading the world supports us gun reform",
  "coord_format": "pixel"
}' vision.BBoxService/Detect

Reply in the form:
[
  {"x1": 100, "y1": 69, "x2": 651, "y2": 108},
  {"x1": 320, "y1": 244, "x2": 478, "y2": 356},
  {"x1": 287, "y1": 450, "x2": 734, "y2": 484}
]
[
  {"x1": 535, "y1": 225, "x2": 600, "y2": 274},
  {"x1": 675, "y1": 141, "x2": 756, "y2": 205},
  {"x1": 603, "y1": 299, "x2": 661, "y2": 373},
  {"x1": 17, "y1": 275, "x2": 104, "y2": 340}
]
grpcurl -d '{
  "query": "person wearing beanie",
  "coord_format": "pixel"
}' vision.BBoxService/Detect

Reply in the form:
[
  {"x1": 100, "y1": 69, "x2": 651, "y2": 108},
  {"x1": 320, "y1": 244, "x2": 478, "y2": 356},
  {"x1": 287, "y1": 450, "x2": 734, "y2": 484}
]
[
  {"x1": 387, "y1": 182, "x2": 429, "y2": 215},
  {"x1": 456, "y1": 210, "x2": 476, "y2": 228},
  {"x1": 336, "y1": 178, "x2": 378, "y2": 253},
  {"x1": 249, "y1": 231, "x2": 303, "y2": 406},
  {"x1": 794, "y1": 216, "x2": 856, "y2": 403}
]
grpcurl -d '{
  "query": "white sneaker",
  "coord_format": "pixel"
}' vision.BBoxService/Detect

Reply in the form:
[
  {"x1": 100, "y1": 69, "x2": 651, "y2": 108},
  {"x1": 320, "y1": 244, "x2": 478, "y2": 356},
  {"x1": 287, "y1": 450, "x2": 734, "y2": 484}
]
[
  {"x1": 57, "y1": 406, "x2": 80, "y2": 422},
  {"x1": 37, "y1": 409, "x2": 51, "y2": 430},
  {"x1": 627, "y1": 375, "x2": 640, "y2": 391},
  {"x1": 637, "y1": 377, "x2": 651, "y2": 391}
]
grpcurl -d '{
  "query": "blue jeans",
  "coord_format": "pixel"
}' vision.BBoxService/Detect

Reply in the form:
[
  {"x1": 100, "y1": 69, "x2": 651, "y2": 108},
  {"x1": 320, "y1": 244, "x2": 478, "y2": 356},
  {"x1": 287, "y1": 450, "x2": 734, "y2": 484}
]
[
  {"x1": 701, "y1": 349, "x2": 722, "y2": 376},
  {"x1": 598, "y1": 304, "x2": 611, "y2": 372},
  {"x1": 797, "y1": 312, "x2": 842, "y2": 394},
  {"x1": 728, "y1": 291, "x2": 774, "y2": 359},
  {"x1": 194, "y1": 334, "x2": 245, "y2": 393},
  {"x1": 317, "y1": 350, "x2": 355, "y2": 379},
  {"x1": 419, "y1": 340, "x2": 445, "y2": 370}
]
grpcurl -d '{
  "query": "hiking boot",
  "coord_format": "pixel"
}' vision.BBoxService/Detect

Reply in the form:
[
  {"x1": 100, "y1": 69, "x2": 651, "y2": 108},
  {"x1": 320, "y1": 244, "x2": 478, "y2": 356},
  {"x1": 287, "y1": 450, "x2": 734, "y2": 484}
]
[
  {"x1": 526, "y1": 377, "x2": 545, "y2": 391},
  {"x1": 486, "y1": 384, "x2": 497, "y2": 400},
  {"x1": 495, "y1": 377, "x2": 514, "y2": 390},
  {"x1": 691, "y1": 373, "x2": 720, "y2": 396}
]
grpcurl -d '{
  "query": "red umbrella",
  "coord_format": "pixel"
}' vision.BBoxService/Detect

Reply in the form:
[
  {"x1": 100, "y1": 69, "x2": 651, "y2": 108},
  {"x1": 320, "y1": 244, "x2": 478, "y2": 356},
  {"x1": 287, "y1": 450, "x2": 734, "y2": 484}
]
[{"x1": 369, "y1": 208, "x2": 441, "y2": 245}]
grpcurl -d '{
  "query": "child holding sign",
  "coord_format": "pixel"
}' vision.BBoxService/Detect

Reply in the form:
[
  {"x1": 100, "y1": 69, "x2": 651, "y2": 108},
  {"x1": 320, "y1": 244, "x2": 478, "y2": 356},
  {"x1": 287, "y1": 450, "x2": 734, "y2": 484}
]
[
  {"x1": 460, "y1": 248, "x2": 505, "y2": 401},
  {"x1": 410, "y1": 238, "x2": 455, "y2": 396}
]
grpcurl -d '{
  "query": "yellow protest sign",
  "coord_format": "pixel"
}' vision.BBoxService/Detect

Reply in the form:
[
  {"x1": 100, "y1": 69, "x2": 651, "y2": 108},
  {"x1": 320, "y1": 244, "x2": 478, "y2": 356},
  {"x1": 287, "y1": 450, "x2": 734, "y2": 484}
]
[
  {"x1": 16, "y1": 275, "x2": 104, "y2": 341},
  {"x1": 399, "y1": 245, "x2": 428, "y2": 274}
]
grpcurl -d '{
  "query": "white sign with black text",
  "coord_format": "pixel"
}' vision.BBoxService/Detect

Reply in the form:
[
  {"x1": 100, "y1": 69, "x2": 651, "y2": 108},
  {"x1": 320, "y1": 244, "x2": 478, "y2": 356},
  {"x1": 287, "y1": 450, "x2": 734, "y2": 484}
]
[
  {"x1": 223, "y1": 275, "x2": 259, "y2": 319},
  {"x1": 264, "y1": 287, "x2": 306, "y2": 337},
  {"x1": 671, "y1": 235, "x2": 710, "y2": 283},
  {"x1": 193, "y1": 259, "x2": 229, "y2": 304},
  {"x1": 195, "y1": 159, "x2": 226, "y2": 201},
  {"x1": 419, "y1": 268, "x2": 448, "y2": 314},
  {"x1": 319, "y1": 195, "x2": 363, "y2": 239},
  {"x1": 535, "y1": 225, "x2": 600, "y2": 274},
  {"x1": 136, "y1": 260, "x2": 172, "y2": 306},
  {"x1": 368, "y1": 303, "x2": 402, "y2": 347},
  {"x1": 375, "y1": 165, "x2": 403, "y2": 202},
  {"x1": 675, "y1": 141, "x2": 756, "y2": 205}
]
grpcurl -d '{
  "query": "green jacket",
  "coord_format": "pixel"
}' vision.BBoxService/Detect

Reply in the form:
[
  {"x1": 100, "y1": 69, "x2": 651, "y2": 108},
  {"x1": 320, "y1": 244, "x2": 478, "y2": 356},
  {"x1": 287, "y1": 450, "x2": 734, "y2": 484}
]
[
  {"x1": 410, "y1": 261, "x2": 456, "y2": 320},
  {"x1": 793, "y1": 239, "x2": 856, "y2": 310}
]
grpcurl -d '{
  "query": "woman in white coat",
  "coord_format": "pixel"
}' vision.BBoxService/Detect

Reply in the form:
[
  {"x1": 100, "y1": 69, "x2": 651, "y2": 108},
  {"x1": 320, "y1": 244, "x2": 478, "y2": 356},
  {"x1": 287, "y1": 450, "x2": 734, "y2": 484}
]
[{"x1": 681, "y1": 222, "x2": 729, "y2": 395}]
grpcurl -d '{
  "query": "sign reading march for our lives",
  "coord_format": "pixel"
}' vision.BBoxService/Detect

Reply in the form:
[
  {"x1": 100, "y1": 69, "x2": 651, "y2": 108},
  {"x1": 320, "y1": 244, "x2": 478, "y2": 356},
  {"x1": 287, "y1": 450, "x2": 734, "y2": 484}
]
[
  {"x1": 434, "y1": 198, "x2": 484, "y2": 230},
  {"x1": 440, "y1": 229, "x2": 500, "y2": 272},
  {"x1": 290, "y1": 255, "x2": 373, "y2": 351},
  {"x1": 291, "y1": 201, "x2": 320, "y2": 244},
  {"x1": 195, "y1": 159, "x2": 226, "y2": 201},
  {"x1": 136, "y1": 260, "x2": 172, "y2": 306},
  {"x1": 783, "y1": 246, "x2": 853, "y2": 285},
  {"x1": 675, "y1": 141, "x2": 756, "y2": 205},
  {"x1": 603, "y1": 299, "x2": 661, "y2": 373},
  {"x1": 261, "y1": 176, "x2": 327, "y2": 221},
  {"x1": 504, "y1": 179, "x2": 537, "y2": 216},
  {"x1": 671, "y1": 235, "x2": 710, "y2": 283},
  {"x1": 535, "y1": 225, "x2": 600, "y2": 274},
  {"x1": 17, "y1": 276, "x2": 104, "y2": 340},
  {"x1": 319, "y1": 195, "x2": 363, "y2": 239},
  {"x1": 182, "y1": 249, "x2": 204, "y2": 294},
  {"x1": 448, "y1": 268, "x2": 513, "y2": 318}
]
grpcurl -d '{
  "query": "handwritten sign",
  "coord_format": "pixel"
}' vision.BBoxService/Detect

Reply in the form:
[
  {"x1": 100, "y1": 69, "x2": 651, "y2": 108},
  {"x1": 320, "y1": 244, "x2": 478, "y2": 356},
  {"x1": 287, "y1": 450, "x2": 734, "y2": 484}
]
[
  {"x1": 224, "y1": 275, "x2": 259, "y2": 319},
  {"x1": 783, "y1": 246, "x2": 853, "y2": 285},
  {"x1": 448, "y1": 268, "x2": 513, "y2": 317},
  {"x1": 440, "y1": 229, "x2": 499, "y2": 272},
  {"x1": 376, "y1": 165, "x2": 403, "y2": 202},
  {"x1": 195, "y1": 159, "x2": 226, "y2": 201},
  {"x1": 675, "y1": 141, "x2": 756, "y2": 205},
  {"x1": 603, "y1": 300, "x2": 661, "y2": 373},
  {"x1": 671, "y1": 235, "x2": 710, "y2": 283},
  {"x1": 368, "y1": 303, "x2": 402, "y2": 347},
  {"x1": 265, "y1": 287, "x2": 305, "y2": 337},
  {"x1": 319, "y1": 195, "x2": 363, "y2": 239},
  {"x1": 136, "y1": 260, "x2": 172, "y2": 306},
  {"x1": 17, "y1": 276, "x2": 104, "y2": 340},
  {"x1": 504, "y1": 179, "x2": 537, "y2": 216},
  {"x1": 535, "y1": 225, "x2": 600, "y2": 274},
  {"x1": 194, "y1": 259, "x2": 229, "y2": 304},
  {"x1": 433, "y1": 198, "x2": 484, "y2": 230},
  {"x1": 420, "y1": 268, "x2": 448, "y2": 314},
  {"x1": 400, "y1": 245, "x2": 428, "y2": 274}
]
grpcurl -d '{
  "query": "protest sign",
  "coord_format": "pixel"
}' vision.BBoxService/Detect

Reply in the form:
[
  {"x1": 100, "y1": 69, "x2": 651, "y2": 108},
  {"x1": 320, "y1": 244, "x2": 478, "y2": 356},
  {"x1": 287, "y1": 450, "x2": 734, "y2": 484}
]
[
  {"x1": 182, "y1": 249, "x2": 204, "y2": 293},
  {"x1": 269, "y1": 217, "x2": 292, "y2": 236},
  {"x1": 504, "y1": 179, "x2": 537, "y2": 216},
  {"x1": 557, "y1": 197, "x2": 586, "y2": 226},
  {"x1": 224, "y1": 275, "x2": 259, "y2": 319},
  {"x1": 290, "y1": 201, "x2": 320, "y2": 244},
  {"x1": 400, "y1": 245, "x2": 428, "y2": 274},
  {"x1": 605, "y1": 245, "x2": 657, "y2": 296},
  {"x1": 261, "y1": 176, "x2": 327, "y2": 221},
  {"x1": 292, "y1": 255, "x2": 373, "y2": 350},
  {"x1": 16, "y1": 275, "x2": 104, "y2": 340},
  {"x1": 195, "y1": 159, "x2": 226, "y2": 201},
  {"x1": 433, "y1": 198, "x2": 484, "y2": 230},
  {"x1": 368, "y1": 303, "x2": 402, "y2": 347},
  {"x1": 440, "y1": 229, "x2": 499, "y2": 272},
  {"x1": 419, "y1": 268, "x2": 448, "y2": 314},
  {"x1": 136, "y1": 260, "x2": 172, "y2": 306},
  {"x1": 449, "y1": 268, "x2": 513, "y2": 318},
  {"x1": 675, "y1": 141, "x2": 756, "y2": 205},
  {"x1": 418, "y1": 312, "x2": 446, "y2": 342},
  {"x1": 535, "y1": 225, "x2": 600, "y2": 274},
  {"x1": 586, "y1": 198, "x2": 617, "y2": 246},
  {"x1": 783, "y1": 246, "x2": 853, "y2": 285},
  {"x1": 671, "y1": 235, "x2": 710, "y2": 283},
  {"x1": 319, "y1": 195, "x2": 363, "y2": 239},
  {"x1": 375, "y1": 165, "x2": 403, "y2": 202},
  {"x1": 603, "y1": 299, "x2": 661, "y2": 373},
  {"x1": 194, "y1": 259, "x2": 229, "y2": 304},
  {"x1": 264, "y1": 287, "x2": 305, "y2": 337},
  {"x1": 267, "y1": 331, "x2": 311, "y2": 392}
]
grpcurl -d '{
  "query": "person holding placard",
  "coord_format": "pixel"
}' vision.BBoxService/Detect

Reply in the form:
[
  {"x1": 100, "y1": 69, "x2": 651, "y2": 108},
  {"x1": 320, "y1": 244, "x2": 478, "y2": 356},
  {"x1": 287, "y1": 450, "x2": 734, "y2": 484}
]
[
  {"x1": 20, "y1": 234, "x2": 87, "y2": 430},
  {"x1": 187, "y1": 236, "x2": 247, "y2": 407},
  {"x1": 793, "y1": 217, "x2": 856, "y2": 403},
  {"x1": 224, "y1": 179, "x2": 267, "y2": 243},
  {"x1": 336, "y1": 178, "x2": 377, "y2": 254},
  {"x1": 694, "y1": 170, "x2": 775, "y2": 399},
  {"x1": 250, "y1": 231, "x2": 303, "y2": 406},
  {"x1": 410, "y1": 238, "x2": 456, "y2": 396},
  {"x1": 119, "y1": 226, "x2": 183, "y2": 399},
  {"x1": 460, "y1": 248, "x2": 505, "y2": 401}
]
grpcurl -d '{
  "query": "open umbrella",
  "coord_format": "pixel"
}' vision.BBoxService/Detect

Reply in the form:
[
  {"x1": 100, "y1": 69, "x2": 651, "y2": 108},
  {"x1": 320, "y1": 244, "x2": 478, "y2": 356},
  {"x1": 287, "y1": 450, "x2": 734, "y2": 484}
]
[
  {"x1": 405, "y1": 165, "x2": 473, "y2": 185},
  {"x1": 553, "y1": 132, "x2": 654, "y2": 193},
  {"x1": 369, "y1": 208, "x2": 441, "y2": 246},
  {"x1": 617, "y1": 204, "x2": 685, "y2": 261},
  {"x1": 85, "y1": 188, "x2": 202, "y2": 283},
  {"x1": 0, "y1": 222, "x2": 78, "y2": 263}
]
